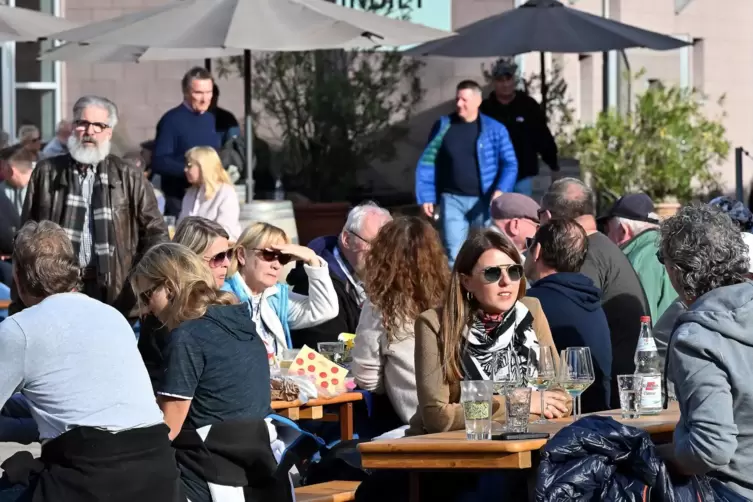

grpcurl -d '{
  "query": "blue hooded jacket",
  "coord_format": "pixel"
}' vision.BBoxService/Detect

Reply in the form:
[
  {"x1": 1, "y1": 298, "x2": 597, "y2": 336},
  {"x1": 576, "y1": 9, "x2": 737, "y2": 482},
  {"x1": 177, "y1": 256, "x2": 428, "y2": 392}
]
[
  {"x1": 414, "y1": 113, "x2": 518, "y2": 204},
  {"x1": 527, "y1": 272, "x2": 612, "y2": 413}
]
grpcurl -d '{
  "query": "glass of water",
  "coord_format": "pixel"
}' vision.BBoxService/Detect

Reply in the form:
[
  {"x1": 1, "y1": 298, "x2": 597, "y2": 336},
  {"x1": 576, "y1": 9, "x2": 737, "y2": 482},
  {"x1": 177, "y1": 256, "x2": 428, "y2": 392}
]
[
  {"x1": 317, "y1": 342, "x2": 345, "y2": 365},
  {"x1": 506, "y1": 387, "x2": 532, "y2": 433},
  {"x1": 617, "y1": 374, "x2": 643, "y2": 419},
  {"x1": 460, "y1": 380, "x2": 494, "y2": 440}
]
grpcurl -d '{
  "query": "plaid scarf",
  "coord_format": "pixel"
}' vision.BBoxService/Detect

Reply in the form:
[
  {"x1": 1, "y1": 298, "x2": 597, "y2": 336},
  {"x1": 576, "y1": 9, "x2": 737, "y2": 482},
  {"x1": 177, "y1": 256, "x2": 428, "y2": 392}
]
[{"x1": 61, "y1": 160, "x2": 115, "y2": 287}]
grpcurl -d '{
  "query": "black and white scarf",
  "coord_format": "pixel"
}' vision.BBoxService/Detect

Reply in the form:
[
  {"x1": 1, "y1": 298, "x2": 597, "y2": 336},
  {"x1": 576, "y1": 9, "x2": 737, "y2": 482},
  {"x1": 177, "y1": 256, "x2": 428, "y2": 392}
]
[
  {"x1": 461, "y1": 301, "x2": 540, "y2": 382},
  {"x1": 61, "y1": 161, "x2": 115, "y2": 287}
]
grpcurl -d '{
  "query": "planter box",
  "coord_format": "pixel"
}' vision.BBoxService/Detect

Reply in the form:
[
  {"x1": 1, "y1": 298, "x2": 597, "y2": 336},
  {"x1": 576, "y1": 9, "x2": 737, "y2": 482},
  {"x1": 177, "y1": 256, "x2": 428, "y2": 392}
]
[{"x1": 293, "y1": 202, "x2": 352, "y2": 247}]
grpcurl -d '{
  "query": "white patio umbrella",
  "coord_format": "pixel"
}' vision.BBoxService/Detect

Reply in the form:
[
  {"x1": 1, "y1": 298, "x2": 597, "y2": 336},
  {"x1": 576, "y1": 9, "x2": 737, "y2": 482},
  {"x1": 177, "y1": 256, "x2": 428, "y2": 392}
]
[
  {"x1": 39, "y1": 44, "x2": 243, "y2": 63},
  {"x1": 42, "y1": 0, "x2": 454, "y2": 200},
  {"x1": 0, "y1": 4, "x2": 77, "y2": 42}
]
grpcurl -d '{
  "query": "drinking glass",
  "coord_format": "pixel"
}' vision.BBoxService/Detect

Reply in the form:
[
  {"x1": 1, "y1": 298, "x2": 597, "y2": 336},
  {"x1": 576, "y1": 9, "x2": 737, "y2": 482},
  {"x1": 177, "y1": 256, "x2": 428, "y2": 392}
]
[
  {"x1": 617, "y1": 374, "x2": 643, "y2": 419},
  {"x1": 164, "y1": 216, "x2": 176, "y2": 240},
  {"x1": 492, "y1": 349, "x2": 523, "y2": 431},
  {"x1": 317, "y1": 342, "x2": 345, "y2": 365},
  {"x1": 557, "y1": 347, "x2": 595, "y2": 420},
  {"x1": 506, "y1": 387, "x2": 533, "y2": 433},
  {"x1": 529, "y1": 345, "x2": 557, "y2": 424},
  {"x1": 460, "y1": 380, "x2": 494, "y2": 440}
]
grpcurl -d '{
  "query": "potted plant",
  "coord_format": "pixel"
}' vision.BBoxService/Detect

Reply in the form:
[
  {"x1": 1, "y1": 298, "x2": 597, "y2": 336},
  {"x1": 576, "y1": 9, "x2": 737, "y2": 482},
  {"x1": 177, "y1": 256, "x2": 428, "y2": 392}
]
[{"x1": 573, "y1": 76, "x2": 729, "y2": 217}]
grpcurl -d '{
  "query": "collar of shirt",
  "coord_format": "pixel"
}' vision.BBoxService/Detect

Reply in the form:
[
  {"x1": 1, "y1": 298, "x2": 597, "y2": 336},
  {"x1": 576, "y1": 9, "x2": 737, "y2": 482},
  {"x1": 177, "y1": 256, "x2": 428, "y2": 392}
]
[{"x1": 333, "y1": 246, "x2": 366, "y2": 307}]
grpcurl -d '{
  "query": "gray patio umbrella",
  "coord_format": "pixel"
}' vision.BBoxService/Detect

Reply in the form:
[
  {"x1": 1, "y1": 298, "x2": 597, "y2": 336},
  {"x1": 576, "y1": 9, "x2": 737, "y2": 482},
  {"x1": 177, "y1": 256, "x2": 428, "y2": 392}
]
[
  {"x1": 0, "y1": 4, "x2": 77, "y2": 42},
  {"x1": 408, "y1": 0, "x2": 689, "y2": 114},
  {"x1": 39, "y1": 44, "x2": 243, "y2": 63},
  {"x1": 43, "y1": 0, "x2": 453, "y2": 200}
]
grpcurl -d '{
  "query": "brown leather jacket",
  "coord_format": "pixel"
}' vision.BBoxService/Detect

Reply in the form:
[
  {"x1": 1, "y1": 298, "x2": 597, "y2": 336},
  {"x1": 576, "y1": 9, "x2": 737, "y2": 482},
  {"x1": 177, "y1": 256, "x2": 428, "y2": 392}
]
[{"x1": 10, "y1": 153, "x2": 168, "y2": 316}]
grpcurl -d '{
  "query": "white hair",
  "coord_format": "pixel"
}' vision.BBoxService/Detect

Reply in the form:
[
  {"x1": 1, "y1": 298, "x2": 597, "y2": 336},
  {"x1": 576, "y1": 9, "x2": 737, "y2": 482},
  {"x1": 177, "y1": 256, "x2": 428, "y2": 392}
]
[
  {"x1": 342, "y1": 201, "x2": 392, "y2": 235},
  {"x1": 616, "y1": 215, "x2": 659, "y2": 235},
  {"x1": 73, "y1": 95, "x2": 119, "y2": 128},
  {"x1": 67, "y1": 133, "x2": 111, "y2": 165}
]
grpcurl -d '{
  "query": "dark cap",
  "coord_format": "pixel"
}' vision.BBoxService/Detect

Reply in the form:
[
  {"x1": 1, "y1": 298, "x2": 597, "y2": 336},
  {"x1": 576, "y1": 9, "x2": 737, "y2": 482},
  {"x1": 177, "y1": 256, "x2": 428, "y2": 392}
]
[
  {"x1": 598, "y1": 193, "x2": 659, "y2": 224},
  {"x1": 492, "y1": 59, "x2": 518, "y2": 78},
  {"x1": 491, "y1": 193, "x2": 541, "y2": 223}
]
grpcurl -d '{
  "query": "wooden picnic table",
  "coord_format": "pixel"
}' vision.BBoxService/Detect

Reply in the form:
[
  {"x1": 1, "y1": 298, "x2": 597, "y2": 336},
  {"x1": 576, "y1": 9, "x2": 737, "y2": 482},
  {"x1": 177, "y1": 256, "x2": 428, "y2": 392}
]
[
  {"x1": 359, "y1": 402, "x2": 680, "y2": 501},
  {"x1": 359, "y1": 401, "x2": 680, "y2": 470},
  {"x1": 272, "y1": 391, "x2": 364, "y2": 441}
]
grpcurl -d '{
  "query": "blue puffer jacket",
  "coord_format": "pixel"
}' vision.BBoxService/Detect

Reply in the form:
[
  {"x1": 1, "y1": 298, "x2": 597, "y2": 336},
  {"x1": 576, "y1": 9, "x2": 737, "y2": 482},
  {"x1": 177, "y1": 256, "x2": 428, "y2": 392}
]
[
  {"x1": 414, "y1": 113, "x2": 518, "y2": 204},
  {"x1": 536, "y1": 416, "x2": 749, "y2": 502}
]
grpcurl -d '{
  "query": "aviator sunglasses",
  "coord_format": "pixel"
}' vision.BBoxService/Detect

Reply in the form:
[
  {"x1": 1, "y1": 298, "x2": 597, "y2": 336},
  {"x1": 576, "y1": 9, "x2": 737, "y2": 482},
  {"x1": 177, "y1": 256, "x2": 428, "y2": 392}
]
[
  {"x1": 205, "y1": 249, "x2": 234, "y2": 267},
  {"x1": 253, "y1": 248, "x2": 292, "y2": 266},
  {"x1": 479, "y1": 264, "x2": 524, "y2": 284}
]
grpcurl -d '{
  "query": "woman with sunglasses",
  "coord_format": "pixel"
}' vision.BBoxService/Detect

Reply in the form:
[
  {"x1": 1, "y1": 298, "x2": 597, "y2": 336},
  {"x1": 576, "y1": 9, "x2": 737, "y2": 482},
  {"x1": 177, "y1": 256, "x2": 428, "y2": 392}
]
[
  {"x1": 222, "y1": 222, "x2": 338, "y2": 364},
  {"x1": 407, "y1": 229, "x2": 570, "y2": 437},
  {"x1": 179, "y1": 146, "x2": 241, "y2": 240},
  {"x1": 173, "y1": 216, "x2": 233, "y2": 288},
  {"x1": 130, "y1": 243, "x2": 291, "y2": 502}
]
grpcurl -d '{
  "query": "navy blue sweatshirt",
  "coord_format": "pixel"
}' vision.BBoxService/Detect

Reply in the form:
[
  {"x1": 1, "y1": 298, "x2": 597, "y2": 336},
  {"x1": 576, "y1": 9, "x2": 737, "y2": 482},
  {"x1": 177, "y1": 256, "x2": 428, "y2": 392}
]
[
  {"x1": 152, "y1": 104, "x2": 220, "y2": 199},
  {"x1": 527, "y1": 272, "x2": 612, "y2": 413}
]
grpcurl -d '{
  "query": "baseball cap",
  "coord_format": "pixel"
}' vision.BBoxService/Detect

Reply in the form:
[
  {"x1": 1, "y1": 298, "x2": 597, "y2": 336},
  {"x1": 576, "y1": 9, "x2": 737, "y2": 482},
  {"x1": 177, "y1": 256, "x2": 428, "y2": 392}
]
[
  {"x1": 598, "y1": 193, "x2": 659, "y2": 224},
  {"x1": 709, "y1": 196, "x2": 753, "y2": 232},
  {"x1": 491, "y1": 193, "x2": 541, "y2": 223},
  {"x1": 492, "y1": 59, "x2": 518, "y2": 79}
]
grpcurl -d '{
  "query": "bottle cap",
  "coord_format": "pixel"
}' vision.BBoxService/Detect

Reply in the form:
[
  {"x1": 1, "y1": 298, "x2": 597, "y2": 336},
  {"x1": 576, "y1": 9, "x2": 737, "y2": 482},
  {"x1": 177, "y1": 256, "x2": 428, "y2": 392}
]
[{"x1": 640, "y1": 316, "x2": 651, "y2": 323}]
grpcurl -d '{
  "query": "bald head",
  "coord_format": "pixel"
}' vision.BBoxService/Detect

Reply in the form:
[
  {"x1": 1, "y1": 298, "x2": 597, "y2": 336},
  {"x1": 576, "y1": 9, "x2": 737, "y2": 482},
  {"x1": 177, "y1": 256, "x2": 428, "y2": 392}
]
[{"x1": 541, "y1": 177, "x2": 595, "y2": 220}]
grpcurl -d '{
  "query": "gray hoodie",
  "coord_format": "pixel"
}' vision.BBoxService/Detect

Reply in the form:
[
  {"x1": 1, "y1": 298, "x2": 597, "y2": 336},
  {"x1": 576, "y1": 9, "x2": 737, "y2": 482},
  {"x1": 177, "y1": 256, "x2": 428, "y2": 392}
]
[{"x1": 668, "y1": 281, "x2": 753, "y2": 499}]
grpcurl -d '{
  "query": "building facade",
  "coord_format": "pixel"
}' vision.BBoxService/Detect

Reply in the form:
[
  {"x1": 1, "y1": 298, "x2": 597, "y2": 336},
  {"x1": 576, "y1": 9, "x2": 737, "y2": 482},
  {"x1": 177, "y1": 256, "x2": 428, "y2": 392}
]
[{"x1": 3, "y1": 0, "x2": 752, "y2": 193}]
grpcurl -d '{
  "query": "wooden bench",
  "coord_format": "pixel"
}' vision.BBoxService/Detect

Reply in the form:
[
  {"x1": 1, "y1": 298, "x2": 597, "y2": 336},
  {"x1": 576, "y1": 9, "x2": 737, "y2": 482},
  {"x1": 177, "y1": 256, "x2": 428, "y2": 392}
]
[{"x1": 294, "y1": 481, "x2": 360, "y2": 502}]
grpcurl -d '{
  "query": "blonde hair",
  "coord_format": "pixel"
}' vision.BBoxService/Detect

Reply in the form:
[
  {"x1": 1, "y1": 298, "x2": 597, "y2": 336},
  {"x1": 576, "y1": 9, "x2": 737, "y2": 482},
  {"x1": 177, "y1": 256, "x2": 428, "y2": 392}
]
[
  {"x1": 185, "y1": 146, "x2": 232, "y2": 199},
  {"x1": 230, "y1": 222, "x2": 291, "y2": 276},
  {"x1": 173, "y1": 216, "x2": 230, "y2": 255},
  {"x1": 131, "y1": 242, "x2": 237, "y2": 331}
]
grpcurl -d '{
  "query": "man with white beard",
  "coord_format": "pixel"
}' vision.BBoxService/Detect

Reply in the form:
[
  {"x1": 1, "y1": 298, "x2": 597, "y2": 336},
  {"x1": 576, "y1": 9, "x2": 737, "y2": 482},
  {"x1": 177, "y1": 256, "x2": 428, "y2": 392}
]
[{"x1": 10, "y1": 96, "x2": 168, "y2": 316}]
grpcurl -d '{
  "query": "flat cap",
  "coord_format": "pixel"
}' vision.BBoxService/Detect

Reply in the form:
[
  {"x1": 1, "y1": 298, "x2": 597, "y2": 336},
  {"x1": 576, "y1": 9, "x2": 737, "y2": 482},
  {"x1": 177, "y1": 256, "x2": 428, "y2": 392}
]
[{"x1": 491, "y1": 193, "x2": 541, "y2": 223}]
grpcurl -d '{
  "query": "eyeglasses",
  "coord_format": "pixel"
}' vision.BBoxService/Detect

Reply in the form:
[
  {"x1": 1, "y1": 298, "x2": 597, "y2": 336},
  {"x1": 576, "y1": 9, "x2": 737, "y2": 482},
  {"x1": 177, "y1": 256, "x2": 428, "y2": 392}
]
[
  {"x1": 525, "y1": 237, "x2": 536, "y2": 250},
  {"x1": 138, "y1": 284, "x2": 160, "y2": 305},
  {"x1": 253, "y1": 248, "x2": 292, "y2": 266},
  {"x1": 73, "y1": 120, "x2": 110, "y2": 134},
  {"x1": 656, "y1": 250, "x2": 665, "y2": 265},
  {"x1": 348, "y1": 230, "x2": 371, "y2": 246},
  {"x1": 479, "y1": 264, "x2": 524, "y2": 284},
  {"x1": 204, "y1": 249, "x2": 233, "y2": 268}
]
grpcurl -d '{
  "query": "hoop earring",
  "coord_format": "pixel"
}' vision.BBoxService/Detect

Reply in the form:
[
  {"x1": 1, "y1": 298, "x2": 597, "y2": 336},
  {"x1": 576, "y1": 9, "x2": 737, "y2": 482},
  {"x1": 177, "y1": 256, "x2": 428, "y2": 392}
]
[{"x1": 466, "y1": 291, "x2": 474, "y2": 302}]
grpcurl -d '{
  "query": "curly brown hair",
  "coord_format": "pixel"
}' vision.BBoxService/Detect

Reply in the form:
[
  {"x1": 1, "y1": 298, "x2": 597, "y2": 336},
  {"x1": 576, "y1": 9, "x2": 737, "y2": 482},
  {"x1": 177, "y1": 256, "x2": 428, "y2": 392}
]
[{"x1": 363, "y1": 216, "x2": 449, "y2": 344}]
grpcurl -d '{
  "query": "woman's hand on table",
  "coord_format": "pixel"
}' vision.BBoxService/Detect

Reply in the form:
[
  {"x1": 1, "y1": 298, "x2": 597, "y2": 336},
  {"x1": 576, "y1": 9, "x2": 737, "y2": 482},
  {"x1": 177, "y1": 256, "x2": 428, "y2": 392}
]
[
  {"x1": 269, "y1": 243, "x2": 320, "y2": 267},
  {"x1": 530, "y1": 390, "x2": 569, "y2": 418}
]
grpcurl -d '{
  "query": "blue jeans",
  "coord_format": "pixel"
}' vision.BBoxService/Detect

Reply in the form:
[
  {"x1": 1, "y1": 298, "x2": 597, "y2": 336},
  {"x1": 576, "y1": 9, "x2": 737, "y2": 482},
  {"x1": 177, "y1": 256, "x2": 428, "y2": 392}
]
[
  {"x1": 439, "y1": 193, "x2": 490, "y2": 268},
  {"x1": 513, "y1": 177, "x2": 534, "y2": 196}
]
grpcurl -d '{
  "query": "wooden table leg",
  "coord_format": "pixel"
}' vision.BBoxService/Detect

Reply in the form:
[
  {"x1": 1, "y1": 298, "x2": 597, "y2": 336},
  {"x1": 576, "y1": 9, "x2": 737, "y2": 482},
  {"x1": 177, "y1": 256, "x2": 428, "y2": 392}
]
[
  {"x1": 409, "y1": 472, "x2": 420, "y2": 502},
  {"x1": 339, "y1": 402, "x2": 354, "y2": 440}
]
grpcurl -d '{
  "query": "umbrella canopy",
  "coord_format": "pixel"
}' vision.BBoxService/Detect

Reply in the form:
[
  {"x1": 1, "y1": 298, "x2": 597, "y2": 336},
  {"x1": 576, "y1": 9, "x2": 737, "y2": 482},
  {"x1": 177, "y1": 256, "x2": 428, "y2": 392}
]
[
  {"x1": 408, "y1": 0, "x2": 688, "y2": 57},
  {"x1": 43, "y1": 0, "x2": 452, "y2": 50},
  {"x1": 0, "y1": 4, "x2": 77, "y2": 42},
  {"x1": 39, "y1": 43, "x2": 242, "y2": 63}
]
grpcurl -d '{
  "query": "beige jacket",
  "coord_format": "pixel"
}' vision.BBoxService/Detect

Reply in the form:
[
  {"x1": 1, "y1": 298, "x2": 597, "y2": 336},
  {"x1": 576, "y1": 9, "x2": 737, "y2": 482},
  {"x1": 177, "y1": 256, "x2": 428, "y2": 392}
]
[{"x1": 407, "y1": 296, "x2": 571, "y2": 436}]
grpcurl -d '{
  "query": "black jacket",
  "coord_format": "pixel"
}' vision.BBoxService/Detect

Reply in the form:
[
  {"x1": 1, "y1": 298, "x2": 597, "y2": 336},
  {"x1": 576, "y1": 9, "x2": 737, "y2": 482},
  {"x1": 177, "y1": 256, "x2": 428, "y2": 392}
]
[
  {"x1": 0, "y1": 187, "x2": 20, "y2": 255},
  {"x1": 480, "y1": 91, "x2": 558, "y2": 181},
  {"x1": 536, "y1": 416, "x2": 728, "y2": 502},
  {"x1": 1, "y1": 424, "x2": 180, "y2": 502},
  {"x1": 288, "y1": 235, "x2": 362, "y2": 349}
]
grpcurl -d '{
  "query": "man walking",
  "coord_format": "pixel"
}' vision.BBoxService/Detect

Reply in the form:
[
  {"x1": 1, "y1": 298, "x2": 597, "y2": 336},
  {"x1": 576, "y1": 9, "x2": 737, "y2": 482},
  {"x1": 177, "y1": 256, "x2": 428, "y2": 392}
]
[
  {"x1": 12, "y1": 95, "x2": 168, "y2": 316},
  {"x1": 416, "y1": 80, "x2": 518, "y2": 266},
  {"x1": 480, "y1": 59, "x2": 559, "y2": 196},
  {"x1": 152, "y1": 67, "x2": 219, "y2": 216}
]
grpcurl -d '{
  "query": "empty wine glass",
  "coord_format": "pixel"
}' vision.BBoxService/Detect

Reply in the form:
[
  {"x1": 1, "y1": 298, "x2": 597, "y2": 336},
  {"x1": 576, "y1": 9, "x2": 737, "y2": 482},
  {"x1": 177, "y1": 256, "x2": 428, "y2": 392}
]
[
  {"x1": 529, "y1": 345, "x2": 557, "y2": 424},
  {"x1": 557, "y1": 347, "x2": 595, "y2": 420}
]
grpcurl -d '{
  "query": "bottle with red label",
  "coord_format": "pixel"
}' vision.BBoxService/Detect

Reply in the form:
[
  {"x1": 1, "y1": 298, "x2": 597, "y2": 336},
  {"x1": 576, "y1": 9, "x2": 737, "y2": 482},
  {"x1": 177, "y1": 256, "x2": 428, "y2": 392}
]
[{"x1": 634, "y1": 316, "x2": 663, "y2": 415}]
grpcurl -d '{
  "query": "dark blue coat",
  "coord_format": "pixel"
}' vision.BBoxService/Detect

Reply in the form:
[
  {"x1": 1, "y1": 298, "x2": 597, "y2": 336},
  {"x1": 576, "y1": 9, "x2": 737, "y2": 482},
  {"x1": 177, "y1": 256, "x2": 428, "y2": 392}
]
[
  {"x1": 536, "y1": 416, "x2": 743, "y2": 502},
  {"x1": 527, "y1": 272, "x2": 612, "y2": 412}
]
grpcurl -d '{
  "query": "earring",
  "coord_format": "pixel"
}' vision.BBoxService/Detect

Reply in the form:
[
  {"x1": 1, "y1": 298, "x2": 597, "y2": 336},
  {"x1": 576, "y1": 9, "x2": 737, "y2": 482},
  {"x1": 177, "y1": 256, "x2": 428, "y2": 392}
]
[{"x1": 466, "y1": 291, "x2": 474, "y2": 301}]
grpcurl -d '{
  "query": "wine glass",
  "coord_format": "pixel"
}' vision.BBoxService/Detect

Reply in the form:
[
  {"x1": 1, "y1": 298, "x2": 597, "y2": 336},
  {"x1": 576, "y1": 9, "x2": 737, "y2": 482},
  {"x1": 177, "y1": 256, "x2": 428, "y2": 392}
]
[
  {"x1": 493, "y1": 348, "x2": 523, "y2": 431},
  {"x1": 557, "y1": 347, "x2": 595, "y2": 420},
  {"x1": 529, "y1": 345, "x2": 557, "y2": 424}
]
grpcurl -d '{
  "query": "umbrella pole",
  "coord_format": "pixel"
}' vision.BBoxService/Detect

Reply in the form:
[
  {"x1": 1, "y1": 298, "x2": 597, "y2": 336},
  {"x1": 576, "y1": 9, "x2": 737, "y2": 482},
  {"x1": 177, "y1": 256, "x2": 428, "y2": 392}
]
[
  {"x1": 539, "y1": 51, "x2": 548, "y2": 122},
  {"x1": 204, "y1": 58, "x2": 212, "y2": 71},
  {"x1": 244, "y1": 49, "x2": 254, "y2": 201}
]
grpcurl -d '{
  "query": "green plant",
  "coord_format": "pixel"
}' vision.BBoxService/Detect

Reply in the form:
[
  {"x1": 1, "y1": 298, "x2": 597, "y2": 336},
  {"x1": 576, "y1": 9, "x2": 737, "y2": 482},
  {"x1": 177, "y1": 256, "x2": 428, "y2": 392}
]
[
  {"x1": 217, "y1": 9, "x2": 424, "y2": 202},
  {"x1": 573, "y1": 80, "x2": 729, "y2": 204}
]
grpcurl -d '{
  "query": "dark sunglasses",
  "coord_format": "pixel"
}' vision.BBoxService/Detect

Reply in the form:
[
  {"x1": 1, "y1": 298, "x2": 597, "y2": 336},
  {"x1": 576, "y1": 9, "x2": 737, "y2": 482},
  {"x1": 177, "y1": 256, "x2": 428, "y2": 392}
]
[
  {"x1": 656, "y1": 250, "x2": 665, "y2": 265},
  {"x1": 138, "y1": 284, "x2": 159, "y2": 304},
  {"x1": 480, "y1": 264, "x2": 524, "y2": 284},
  {"x1": 73, "y1": 120, "x2": 110, "y2": 134},
  {"x1": 525, "y1": 237, "x2": 536, "y2": 250},
  {"x1": 205, "y1": 249, "x2": 233, "y2": 267},
  {"x1": 253, "y1": 248, "x2": 292, "y2": 266}
]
